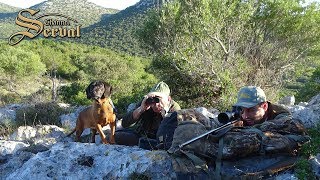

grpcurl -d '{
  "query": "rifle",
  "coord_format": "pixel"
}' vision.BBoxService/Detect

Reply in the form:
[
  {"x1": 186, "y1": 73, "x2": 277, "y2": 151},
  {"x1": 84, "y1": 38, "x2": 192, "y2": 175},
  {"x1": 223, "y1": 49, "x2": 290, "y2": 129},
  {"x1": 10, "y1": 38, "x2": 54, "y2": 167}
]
[
  {"x1": 178, "y1": 119, "x2": 240, "y2": 149},
  {"x1": 178, "y1": 106, "x2": 242, "y2": 149}
]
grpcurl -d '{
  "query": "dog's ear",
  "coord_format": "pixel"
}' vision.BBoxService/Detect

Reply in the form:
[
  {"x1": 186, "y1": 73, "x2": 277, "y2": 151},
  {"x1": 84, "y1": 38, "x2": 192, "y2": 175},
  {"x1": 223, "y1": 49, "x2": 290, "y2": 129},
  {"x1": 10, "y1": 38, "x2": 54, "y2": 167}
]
[
  {"x1": 85, "y1": 82, "x2": 94, "y2": 99},
  {"x1": 102, "y1": 81, "x2": 112, "y2": 98}
]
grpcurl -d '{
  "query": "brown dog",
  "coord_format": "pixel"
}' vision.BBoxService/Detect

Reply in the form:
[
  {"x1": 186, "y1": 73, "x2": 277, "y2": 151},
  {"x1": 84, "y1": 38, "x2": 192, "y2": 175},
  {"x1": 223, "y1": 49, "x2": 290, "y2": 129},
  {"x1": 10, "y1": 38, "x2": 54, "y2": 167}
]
[{"x1": 67, "y1": 81, "x2": 116, "y2": 144}]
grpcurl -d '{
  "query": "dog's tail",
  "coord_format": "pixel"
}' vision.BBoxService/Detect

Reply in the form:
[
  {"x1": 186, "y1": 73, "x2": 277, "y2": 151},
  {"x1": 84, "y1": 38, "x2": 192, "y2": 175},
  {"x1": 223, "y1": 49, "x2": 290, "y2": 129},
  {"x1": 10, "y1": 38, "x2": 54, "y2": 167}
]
[{"x1": 66, "y1": 128, "x2": 76, "y2": 137}]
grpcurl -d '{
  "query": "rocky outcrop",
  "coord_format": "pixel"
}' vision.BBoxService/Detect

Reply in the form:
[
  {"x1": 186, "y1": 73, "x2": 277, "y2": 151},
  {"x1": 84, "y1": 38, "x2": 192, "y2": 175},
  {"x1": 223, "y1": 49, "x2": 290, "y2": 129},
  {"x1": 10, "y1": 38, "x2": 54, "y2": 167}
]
[
  {"x1": 278, "y1": 95, "x2": 295, "y2": 106},
  {"x1": 0, "y1": 104, "x2": 24, "y2": 124},
  {"x1": 9, "y1": 125, "x2": 67, "y2": 147},
  {"x1": 0, "y1": 140, "x2": 29, "y2": 156},
  {"x1": 287, "y1": 94, "x2": 320, "y2": 128},
  {"x1": 311, "y1": 154, "x2": 320, "y2": 178},
  {"x1": 5, "y1": 143, "x2": 175, "y2": 180}
]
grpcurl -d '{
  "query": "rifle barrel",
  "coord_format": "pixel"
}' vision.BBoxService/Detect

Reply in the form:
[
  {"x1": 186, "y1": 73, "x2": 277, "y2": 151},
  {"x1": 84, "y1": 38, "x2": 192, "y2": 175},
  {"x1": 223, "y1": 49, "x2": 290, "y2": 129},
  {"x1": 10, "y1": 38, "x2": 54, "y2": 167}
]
[{"x1": 178, "y1": 120, "x2": 239, "y2": 149}]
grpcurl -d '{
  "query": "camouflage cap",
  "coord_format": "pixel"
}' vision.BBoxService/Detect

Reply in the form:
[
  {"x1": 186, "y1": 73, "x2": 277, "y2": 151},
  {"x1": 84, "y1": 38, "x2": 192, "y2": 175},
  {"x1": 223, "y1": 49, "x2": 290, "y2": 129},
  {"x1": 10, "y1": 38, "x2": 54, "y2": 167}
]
[
  {"x1": 149, "y1": 81, "x2": 170, "y2": 97},
  {"x1": 234, "y1": 86, "x2": 266, "y2": 108}
]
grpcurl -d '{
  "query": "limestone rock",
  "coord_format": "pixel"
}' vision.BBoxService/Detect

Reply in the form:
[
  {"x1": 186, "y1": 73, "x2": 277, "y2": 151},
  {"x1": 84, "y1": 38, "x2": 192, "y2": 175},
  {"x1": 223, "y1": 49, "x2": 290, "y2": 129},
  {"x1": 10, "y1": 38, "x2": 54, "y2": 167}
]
[
  {"x1": 0, "y1": 140, "x2": 29, "y2": 156},
  {"x1": 5, "y1": 143, "x2": 176, "y2": 180},
  {"x1": 278, "y1": 95, "x2": 295, "y2": 106},
  {"x1": 310, "y1": 154, "x2": 320, "y2": 178},
  {"x1": 0, "y1": 104, "x2": 25, "y2": 124},
  {"x1": 8, "y1": 125, "x2": 68, "y2": 148}
]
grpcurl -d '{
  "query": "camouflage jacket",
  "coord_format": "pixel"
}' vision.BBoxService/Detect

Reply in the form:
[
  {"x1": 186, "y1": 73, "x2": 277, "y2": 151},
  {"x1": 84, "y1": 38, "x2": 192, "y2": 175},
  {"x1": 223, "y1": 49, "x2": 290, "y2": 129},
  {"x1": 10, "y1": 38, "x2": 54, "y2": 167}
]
[
  {"x1": 252, "y1": 102, "x2": 306, "y2": 135},
  {"x1": 122, "y1": 100, "x2": 181, "y2": 139},
  {"x1": 242, "y1": 102, "x2": 291, "y2": 126}
]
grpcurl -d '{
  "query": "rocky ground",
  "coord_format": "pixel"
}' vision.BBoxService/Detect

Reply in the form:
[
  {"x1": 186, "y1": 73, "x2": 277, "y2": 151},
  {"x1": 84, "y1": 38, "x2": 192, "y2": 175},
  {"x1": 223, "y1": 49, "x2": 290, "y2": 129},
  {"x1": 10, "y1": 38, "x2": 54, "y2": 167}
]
[{"x1": 0, "y1": 95, "x2": 319, "y2": 179}]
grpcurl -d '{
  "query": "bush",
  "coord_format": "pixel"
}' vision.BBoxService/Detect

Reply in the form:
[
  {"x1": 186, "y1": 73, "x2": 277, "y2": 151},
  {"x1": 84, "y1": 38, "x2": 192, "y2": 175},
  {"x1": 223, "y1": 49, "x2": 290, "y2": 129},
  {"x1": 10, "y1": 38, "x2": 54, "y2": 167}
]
[
  {"x1": 296, "y1": 67, "x2": 320, "y2": 102},
  {"x1": 0, "y1": 93, "x2": 22, "y2": 106},
  {"x1": 15, "y1": 102, "x2": 69, "y2": 127},
  {"x1": 138, "y1": 0, "x2": 320, "y2": 109},
  {"x1": 0, "y1": 119, "x2": 17, "y2": 139},
  {"x1": 24, "y1": 88, "x2": 52, "y2": 104},
  {"x1": 295, "y1": 125, "x2": 320, "y2": 179},
  {"x1": 295, "y1": 158, "x2": 315, "y2": 180},
  {"x1": 59, "y1": 82, "x2": 91, "y2": 106}
]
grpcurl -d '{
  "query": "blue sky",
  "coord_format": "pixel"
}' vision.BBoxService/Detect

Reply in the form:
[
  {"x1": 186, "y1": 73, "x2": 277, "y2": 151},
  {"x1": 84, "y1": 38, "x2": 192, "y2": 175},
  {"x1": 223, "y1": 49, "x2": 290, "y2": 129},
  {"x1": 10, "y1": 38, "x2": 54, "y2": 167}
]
[{"x1": 0, "y1": 0, "x2": 140, "y2": 10}]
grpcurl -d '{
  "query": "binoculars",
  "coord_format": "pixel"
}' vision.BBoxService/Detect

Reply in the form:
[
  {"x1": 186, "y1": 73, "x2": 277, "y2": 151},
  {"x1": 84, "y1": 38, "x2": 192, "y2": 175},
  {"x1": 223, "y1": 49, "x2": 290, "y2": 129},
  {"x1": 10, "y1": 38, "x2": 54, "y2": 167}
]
[{"x1": 146, "y1": 97, "x2": 160, "y2": 104}]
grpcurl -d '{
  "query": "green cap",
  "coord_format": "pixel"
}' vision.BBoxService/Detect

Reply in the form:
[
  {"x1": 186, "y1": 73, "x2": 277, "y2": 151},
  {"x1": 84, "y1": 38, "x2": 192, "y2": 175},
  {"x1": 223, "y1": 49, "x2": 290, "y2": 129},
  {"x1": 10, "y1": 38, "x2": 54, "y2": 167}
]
[
  {"x1": 234, "y1": 86, "x2": 266, "y2": 108},
  {"x1": 149, "y1": 81, "x2": 170, "y2": 97}
]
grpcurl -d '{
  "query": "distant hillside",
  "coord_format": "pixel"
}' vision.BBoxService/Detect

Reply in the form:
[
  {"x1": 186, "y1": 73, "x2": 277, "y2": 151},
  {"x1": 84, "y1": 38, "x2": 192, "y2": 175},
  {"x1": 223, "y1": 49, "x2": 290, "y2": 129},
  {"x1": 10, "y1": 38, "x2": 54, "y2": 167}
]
[
  {"x1": 30, "y1": 0, "x2": 118, "y2": 27},
  {"x1": 0, "y1": 2, "x2": 19, "y2": 40},
  {"x1": 77, "y1": 0, "x2": 160, "y2": 56},
  {"x1": 0, "y1": 3, "x2": 20, "y2": 12},
  {"x1": 0, "y1": 0, "x2": 118, "y2": 39}
]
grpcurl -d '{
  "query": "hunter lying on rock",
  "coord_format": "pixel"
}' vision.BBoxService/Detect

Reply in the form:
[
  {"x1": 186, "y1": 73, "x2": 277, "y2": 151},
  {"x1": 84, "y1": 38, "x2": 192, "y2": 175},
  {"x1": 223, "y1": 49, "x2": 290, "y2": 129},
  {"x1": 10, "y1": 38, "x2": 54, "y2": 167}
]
[{"x1": 167, "y1": 86, "x2": 310, "y2": 178}]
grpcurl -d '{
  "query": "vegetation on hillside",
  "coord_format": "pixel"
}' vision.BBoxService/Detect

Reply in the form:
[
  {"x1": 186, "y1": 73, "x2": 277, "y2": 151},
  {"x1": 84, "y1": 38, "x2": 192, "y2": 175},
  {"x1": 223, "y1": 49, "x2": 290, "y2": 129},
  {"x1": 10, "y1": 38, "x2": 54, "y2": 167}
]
[
  {"x1": 0, "y1": 3, "x2": 20, "y2": 13},
  {"x1": 79, "y1": 0, "x2": 158, "y2": 56},
  {"x1": 30, "y1": 0, "x2": 119, "y2": 27},
  {"x1": 0, "y1": 39, "x2": 158, "y2": 113},
  {"x1": 138, "y1": 0, "x2": 320, "y2": 109}
]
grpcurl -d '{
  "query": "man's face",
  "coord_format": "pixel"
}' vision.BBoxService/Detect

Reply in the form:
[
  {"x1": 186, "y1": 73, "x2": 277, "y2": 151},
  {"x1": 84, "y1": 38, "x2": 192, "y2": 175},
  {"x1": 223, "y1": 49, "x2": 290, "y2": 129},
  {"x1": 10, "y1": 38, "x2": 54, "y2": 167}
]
[
  {"x1": 148, "y1": 95, "x2": 170, "y2": 113},
  {"x1": 241, "y1": 102, "x2": 268, "y2": 125}
]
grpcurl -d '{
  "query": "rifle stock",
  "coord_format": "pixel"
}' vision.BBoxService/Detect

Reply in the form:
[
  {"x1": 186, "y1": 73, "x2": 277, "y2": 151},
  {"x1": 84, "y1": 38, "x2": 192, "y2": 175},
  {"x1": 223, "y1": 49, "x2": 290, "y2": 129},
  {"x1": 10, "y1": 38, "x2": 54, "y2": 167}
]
[{"x1": 178, "y1": 119, "x2": 240, "y2": 149}]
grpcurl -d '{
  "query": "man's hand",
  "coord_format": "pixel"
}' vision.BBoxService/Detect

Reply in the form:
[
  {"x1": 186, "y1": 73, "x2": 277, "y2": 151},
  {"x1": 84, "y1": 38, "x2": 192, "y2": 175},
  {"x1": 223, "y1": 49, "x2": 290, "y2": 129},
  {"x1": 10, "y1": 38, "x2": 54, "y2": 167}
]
[
  {"x1": 132, "y1": 95, "x2": 151, "y2": 120},
  {"x1": 140, "y1": 95, "x2": 152, "y2": 111},
  {"x1": 233, "y1": 120, "x2": 244, "y2": 127}
]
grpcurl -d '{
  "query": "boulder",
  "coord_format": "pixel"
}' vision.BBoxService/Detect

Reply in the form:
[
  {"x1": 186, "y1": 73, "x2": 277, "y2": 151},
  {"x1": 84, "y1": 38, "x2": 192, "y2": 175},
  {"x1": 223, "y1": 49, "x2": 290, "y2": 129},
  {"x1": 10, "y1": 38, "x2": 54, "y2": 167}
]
[
  {"x1": 310, "y1": 154, "x2": 320, "y2": 178},
  {"x1": 278, "y1": 95, "x2": 295, "y2": 106},
  {"x1": 287, "y1": 94, "x2": 320, "y2": 128},
  {"x1": 0, "y1": 140, "x2": 29, "y2": 156},
  {"x1": 0, "y1": 151, "x2": 35, "y2": 178},
  {"x1": 59, "y1": 106, "x2": 87, "y2": 130},
  {"x1": 9, "y1": 125, "x2": 66, "y2": 144},
  {"x1": 126, "y1": 103, "x2": 137, "y2": 113},
  {"x1": 5, "y1": 143, "x2": 176, "y2": 180},
  {"x1": 0, "y1": 104, "x2": 25, "y2": 125},
  {"x1": 308, "y1": 94, "x2": 320, "y2": 106}
]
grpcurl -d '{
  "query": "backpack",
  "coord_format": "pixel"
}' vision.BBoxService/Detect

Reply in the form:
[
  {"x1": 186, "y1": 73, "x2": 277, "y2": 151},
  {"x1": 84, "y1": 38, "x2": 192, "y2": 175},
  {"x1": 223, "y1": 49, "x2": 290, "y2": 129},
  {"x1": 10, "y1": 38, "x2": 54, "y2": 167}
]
[
  {"x1": 156, "y1": 108, "x2": 220, "y2": 150},
  {"x1": 156, "y1": 112, "x2": 179, "y2": 150},
  {"x1": 166, "y1": 108, "x2": 310, "y2": 179}
]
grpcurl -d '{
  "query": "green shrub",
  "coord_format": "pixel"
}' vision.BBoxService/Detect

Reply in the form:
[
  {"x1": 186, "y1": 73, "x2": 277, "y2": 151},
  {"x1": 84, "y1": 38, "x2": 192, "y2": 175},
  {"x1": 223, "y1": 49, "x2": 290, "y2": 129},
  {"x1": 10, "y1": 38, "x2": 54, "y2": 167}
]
[
  {"x1": 295, "y1": 158, "x2": 315, "y2": 180},
  {"x1": 25, "y1": 88, "x2": 52, "y2": 104},
  {"x1": 295, "y1": 125, "x2": 320, "y2": 179},
  {"x1": 0, "y1": 119, "x2": 17, "y2": 139},
  {"x1": 300, "y1": 126, "x2": 320, "y2": 157},
  {"x1": 15, "y1": 102, "x2": 69, "y2": 127},
  {"x1": 59, "y1": 82, "x2": 91, "y2": 106},
  {"x1": 0, "y1": 93, "x2": 22, "y2": 106},
  {"x1": 296, "y1": 67, "x2": 320, "y2": 102}
]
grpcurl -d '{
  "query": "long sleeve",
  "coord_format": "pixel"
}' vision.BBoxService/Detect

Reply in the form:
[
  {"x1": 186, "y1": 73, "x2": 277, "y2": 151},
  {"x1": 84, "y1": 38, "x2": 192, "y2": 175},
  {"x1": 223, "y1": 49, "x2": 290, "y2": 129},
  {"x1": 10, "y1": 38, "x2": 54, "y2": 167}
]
[{"x1": 122, "y1": 110, "x2": 139, "y2": 128}]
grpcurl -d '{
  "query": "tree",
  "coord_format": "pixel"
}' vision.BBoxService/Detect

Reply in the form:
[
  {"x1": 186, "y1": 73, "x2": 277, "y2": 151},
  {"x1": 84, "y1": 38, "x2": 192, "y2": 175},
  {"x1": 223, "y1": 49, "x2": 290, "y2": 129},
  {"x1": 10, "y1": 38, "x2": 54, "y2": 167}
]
[
  {"x1": 138, "y1": 0, "x2": 320, "y2": 108},
  {"x1": 0, "y1": 44, "x2": 46, "y2": 98}
]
